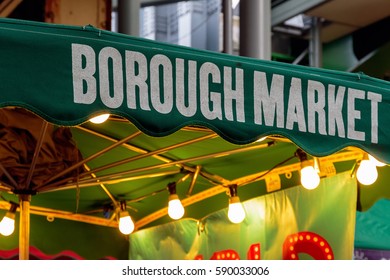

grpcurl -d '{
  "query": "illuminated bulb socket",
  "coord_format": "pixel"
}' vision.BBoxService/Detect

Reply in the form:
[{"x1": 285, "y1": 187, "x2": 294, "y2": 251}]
[{"x1": 229, "y1": 195, "x2": 241, "y2": 205}]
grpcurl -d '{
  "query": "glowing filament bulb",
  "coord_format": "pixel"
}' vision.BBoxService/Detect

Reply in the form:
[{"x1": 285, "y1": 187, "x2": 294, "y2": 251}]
[
  {"x1": 119, "y1": 211, "x2": 135, "y2": 235},
  {"x1": 0, "y1": 212, "x2": 15, "y2": 236},
  {"x1": 300, "y1": 164, "x2": 320, "y2": 190},
  {"x1": 368, "y1": 154, "x2": 386, "y2": 167},
  {"x1": 357, "y1": 158, "x2": 378, "y2": 186},
  {"x1": 228, "y1": 196, "x2": 245, "y2": 224},
  {"x1": 168, "y1": 194, "x2": 185, "y2": 220},
  {"x1": 89, "y1": 114, "x2": 110, "y2": 124}
]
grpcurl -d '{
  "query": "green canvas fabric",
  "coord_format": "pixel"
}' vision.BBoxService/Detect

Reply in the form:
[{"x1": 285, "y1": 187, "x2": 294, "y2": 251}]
[
  {"x1": 355, "y1": 198, "x2": 390, "y2": 250},
  {"x1": 1, "y1": 18, "x2": 390, "y2": 163}
]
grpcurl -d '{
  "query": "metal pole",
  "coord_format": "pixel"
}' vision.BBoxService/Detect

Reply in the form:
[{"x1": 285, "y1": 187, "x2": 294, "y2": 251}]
[
  {"x1": 26, "y1": 122, "x2": 48, "y2": 188},
  {"x1": 187, "y1": 165, "x2": 201, "y2": 196},
  {"x1": 118, "y1": 0, "x2": 140, "y2": 36},
  {"x1": 309, "y1": 17, "x2": 322, "y2": 67},
  {"x1": 239, "y1": 0, "x2": 271, "y2": 60},
  {"x1": 223, "y1": 0, "x2": 233, "y2": 54},
  {"x1": 18, "y1": 194, "x2": 31, "y2": 260}
]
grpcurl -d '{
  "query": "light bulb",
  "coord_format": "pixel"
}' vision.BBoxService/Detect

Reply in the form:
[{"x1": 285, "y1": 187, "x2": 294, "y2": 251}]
[
  {"x1": 168, "y1": 194, "x2": 184, "y2": 220},
  {"x1": 357, "y1": 159, "x2": 378, "y2": 185},
  {"x1": 368, "y1": 154, "x2": 386, "y2": 167},
  {"x1": 89, "y1": 114, "x2": 110, "y2": 124},
  {"x1": 0, "y1": 213, "x2": 15, "y2": 236},
  {"x1": 119, "y1": 211, "x2": 135, "y2": 235},
  {"x1": 228, "y1": 196, "x2": 245, "y2": 224},
  {"x1": 256, "y1": 136, "x2": 267, "y2": 142},
  {"x1": 300, "y1": 165, "x2": 320, "y2": 190}
]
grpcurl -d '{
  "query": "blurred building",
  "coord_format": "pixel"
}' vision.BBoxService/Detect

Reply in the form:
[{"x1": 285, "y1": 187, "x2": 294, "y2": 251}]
[
  {"x1": 3, "y1": 0, "x2": 389, "y2": 78},
  {"x1": 139, "y1": 0, "x2": 220, "y2": 51}
]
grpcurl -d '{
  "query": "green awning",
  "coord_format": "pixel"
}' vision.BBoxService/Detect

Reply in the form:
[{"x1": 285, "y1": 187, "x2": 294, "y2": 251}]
[
  {"x1": 1, "y1": 18, "x2": 389, "y2": 162},
  {"x1": 2, "y1": 18, "x2": 390, "y2": 260}
]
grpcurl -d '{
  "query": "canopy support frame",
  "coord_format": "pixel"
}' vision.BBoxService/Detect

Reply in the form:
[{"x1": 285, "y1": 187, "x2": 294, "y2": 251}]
[
  {"x1": 39, "y1": 140, "x2": 276, "y2": 192},
  {"x1": 25, "y1": 121, "x2": 48, "y2": 189}
]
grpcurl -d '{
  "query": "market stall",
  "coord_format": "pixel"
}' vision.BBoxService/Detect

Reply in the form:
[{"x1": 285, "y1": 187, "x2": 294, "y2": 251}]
[{"x1": 0, "y1": 17, "x2": 389, "y2": 259}]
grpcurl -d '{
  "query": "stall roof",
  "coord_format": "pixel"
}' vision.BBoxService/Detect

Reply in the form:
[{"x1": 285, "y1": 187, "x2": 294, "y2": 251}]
[{"x1": 0, "y1": 17, "x2": 389, "y2": 248}]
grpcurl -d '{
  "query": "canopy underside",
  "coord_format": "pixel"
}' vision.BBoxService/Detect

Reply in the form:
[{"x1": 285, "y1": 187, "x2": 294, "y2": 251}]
[{"x1": 0, "y1": 107, "x2": 379, "y2": 231}]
